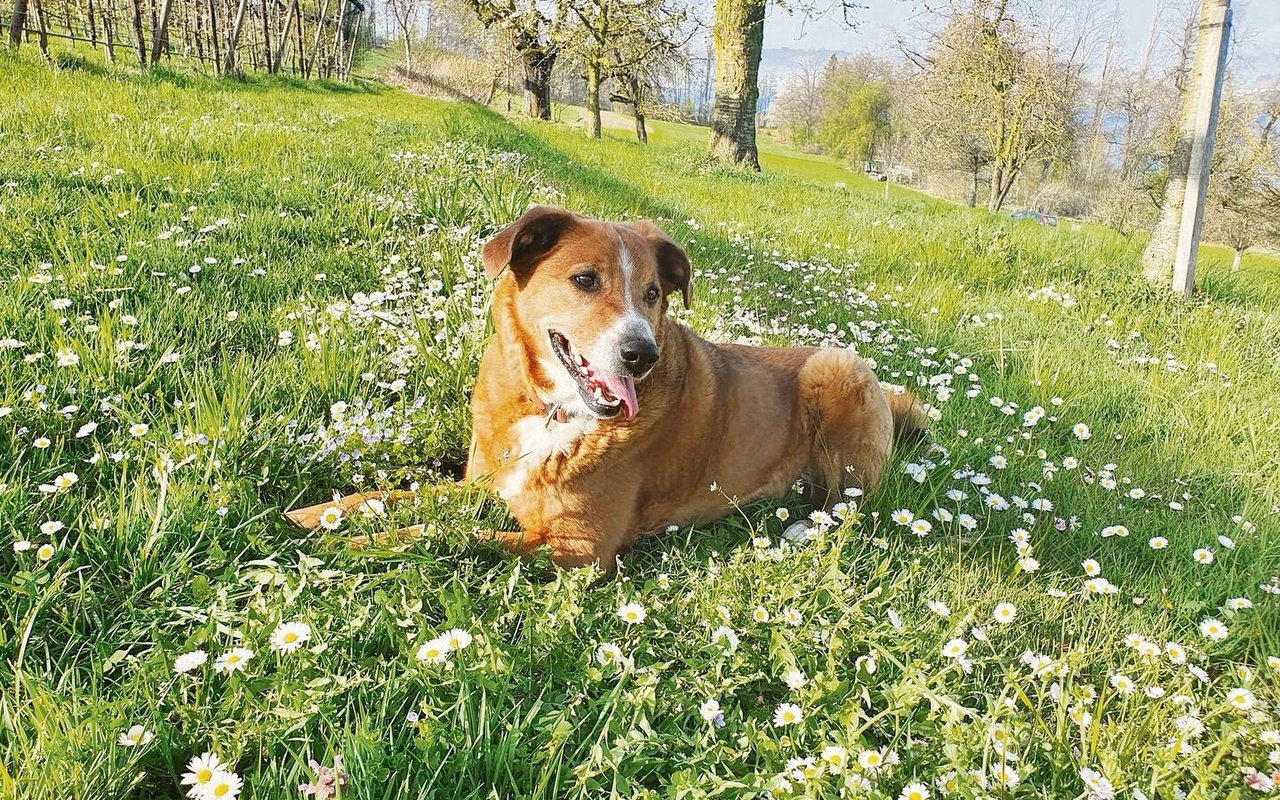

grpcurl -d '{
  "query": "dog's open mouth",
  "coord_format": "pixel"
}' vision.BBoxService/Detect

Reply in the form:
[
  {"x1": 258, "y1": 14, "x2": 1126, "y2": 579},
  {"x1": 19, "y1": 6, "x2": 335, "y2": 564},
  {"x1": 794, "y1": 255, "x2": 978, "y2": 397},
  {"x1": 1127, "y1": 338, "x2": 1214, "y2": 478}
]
[{"x1": 549, "y1": 330, "x2": 638, "y2": 420}]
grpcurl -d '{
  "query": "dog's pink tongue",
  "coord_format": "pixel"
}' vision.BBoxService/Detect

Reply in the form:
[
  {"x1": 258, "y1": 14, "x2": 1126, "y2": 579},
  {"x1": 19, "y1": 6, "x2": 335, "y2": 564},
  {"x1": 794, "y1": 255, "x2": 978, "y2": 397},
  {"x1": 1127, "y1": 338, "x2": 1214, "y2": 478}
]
[{"x1": 599, "y1": 373, "x2": 639, "y2": 419}]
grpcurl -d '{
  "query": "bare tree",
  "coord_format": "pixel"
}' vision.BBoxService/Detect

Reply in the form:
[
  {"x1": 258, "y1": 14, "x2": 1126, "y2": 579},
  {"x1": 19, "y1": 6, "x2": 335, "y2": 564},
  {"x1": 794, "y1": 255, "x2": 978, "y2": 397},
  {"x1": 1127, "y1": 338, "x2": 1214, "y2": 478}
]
[
  {"x1": 566, "y1": 0, "x2": 693, "y2": 139},
  {"x1": 771, "y1": 55, "x2": 825, "y2": 148},
  {"x1": 902, "y1": 0, "x2": 1086, "y2": 211},
  {"x1": 385, "y1": 0, "x2": 418, "y2": 69}
]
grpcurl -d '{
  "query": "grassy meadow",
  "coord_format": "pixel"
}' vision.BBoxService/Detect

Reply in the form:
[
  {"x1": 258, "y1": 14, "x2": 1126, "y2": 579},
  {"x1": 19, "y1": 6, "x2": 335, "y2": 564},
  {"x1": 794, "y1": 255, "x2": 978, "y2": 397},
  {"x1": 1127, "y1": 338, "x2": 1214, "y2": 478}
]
[{"x1": 2, "y1": 52, "x2": 1280, "y2": 800}]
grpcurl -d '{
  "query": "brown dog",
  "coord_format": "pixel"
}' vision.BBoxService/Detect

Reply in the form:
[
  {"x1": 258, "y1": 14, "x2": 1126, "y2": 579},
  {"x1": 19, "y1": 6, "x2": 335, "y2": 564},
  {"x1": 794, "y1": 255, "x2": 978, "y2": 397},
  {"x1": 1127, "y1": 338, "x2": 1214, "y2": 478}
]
[{"x1": 287, "y1": 206, "x2": 927, "y2": 569}]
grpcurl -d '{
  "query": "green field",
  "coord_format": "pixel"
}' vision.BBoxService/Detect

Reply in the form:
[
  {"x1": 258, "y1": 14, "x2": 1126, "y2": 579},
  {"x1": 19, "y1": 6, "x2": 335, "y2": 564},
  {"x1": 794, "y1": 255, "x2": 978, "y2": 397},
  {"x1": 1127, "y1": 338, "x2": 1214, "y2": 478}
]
[{"x1": 2, "y1": 54, "x2": 1279, "y2": 800}]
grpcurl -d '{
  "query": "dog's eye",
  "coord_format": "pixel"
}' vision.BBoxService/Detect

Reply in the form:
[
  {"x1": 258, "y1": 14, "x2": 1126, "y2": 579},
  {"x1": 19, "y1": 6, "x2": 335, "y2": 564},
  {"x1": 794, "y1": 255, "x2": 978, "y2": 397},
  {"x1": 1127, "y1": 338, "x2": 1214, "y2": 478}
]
[
  {"x1": 573, "y1": 271, "x2": 601, "y2": 290},
  {"x1": 571, "y1": 272, "x2": 600, "y2": 291},
  {"x1": 645, "y1": 284, "x2": 660, "y2": 304}
]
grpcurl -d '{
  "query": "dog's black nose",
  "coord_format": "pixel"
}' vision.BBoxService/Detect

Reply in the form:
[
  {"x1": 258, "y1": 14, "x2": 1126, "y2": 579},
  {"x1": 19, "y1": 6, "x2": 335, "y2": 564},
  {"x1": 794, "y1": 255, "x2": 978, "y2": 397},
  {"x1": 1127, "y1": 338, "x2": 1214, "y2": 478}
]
[{"x1": 619, "y1": 337, "x2": 659, "y2": 376}]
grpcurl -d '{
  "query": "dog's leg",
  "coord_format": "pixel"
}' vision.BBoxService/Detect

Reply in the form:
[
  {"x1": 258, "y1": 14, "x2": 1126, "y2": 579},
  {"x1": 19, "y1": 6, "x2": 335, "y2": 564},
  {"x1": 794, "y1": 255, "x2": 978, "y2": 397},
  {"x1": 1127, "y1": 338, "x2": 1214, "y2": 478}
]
[
  {"x1": 283, "y1": 489, "x2": 422, "y2": 530},
  {"x1": 347, "y1": 526, "x2": 532, "y2": 551},
  {"x1": 798, "y1": 350, "x2": 894, "y2": 509}
]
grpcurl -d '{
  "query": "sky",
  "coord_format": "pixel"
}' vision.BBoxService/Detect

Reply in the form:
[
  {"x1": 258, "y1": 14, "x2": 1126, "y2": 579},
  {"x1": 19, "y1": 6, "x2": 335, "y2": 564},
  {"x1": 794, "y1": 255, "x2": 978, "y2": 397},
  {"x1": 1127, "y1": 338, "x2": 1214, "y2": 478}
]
[{"x1": 763, "y1": 0, "x2": 1280, "y2": 86}]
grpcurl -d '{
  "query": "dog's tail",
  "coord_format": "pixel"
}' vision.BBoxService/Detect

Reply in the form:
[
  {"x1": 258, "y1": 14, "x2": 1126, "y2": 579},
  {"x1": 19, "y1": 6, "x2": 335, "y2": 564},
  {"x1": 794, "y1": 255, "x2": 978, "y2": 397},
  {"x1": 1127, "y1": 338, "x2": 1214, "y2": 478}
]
[{"x1": 885, "y1": 387, "x2": 930, "y2": 446}]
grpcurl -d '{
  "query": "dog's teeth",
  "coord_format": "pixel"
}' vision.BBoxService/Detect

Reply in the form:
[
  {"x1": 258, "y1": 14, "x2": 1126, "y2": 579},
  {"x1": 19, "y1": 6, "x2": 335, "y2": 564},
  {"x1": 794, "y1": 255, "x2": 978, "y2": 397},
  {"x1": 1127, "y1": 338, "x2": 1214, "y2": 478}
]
[
  {"x1": 592, "y1": 387, "x2": 603, "y2": 401},
  {"x1": 576, "y1": 354, "x2": 586, "y2": 366}
]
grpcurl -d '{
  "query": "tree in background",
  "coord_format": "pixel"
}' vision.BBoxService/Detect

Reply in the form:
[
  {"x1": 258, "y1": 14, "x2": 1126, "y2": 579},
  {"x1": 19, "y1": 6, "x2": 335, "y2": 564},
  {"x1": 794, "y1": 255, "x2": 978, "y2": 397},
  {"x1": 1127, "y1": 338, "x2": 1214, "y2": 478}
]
[
  {"x1": 385, "y1": 0, "x2": 420, "y2": 69},
  {"x1": 464, "y1": 0, "x2": 570, "y2": 119},
  {"x1": 707, "y1": 0, "x2": 867, "y2": 169},
  {"x1": 815, "y1": 56, "x2": 891, "y2": 169},
  {"x1": 707, "y1": 0, "x2": 766, "y2": 168},
  {"x1": 567, "y1": 0, "x2": 693, "y2": 139},
  {"x1": 1140, "y1": 0, "x2": 1230, "y2": 284},
  {"x1": 770, "y1": 57, "x2": 824, "y2": 149},
  {"x1": 1205, "y1": 92, "x2": 1280, "y2": 271},
  {"x1": 903, "y1": 0, "x2": 1083, "y2": 211}
]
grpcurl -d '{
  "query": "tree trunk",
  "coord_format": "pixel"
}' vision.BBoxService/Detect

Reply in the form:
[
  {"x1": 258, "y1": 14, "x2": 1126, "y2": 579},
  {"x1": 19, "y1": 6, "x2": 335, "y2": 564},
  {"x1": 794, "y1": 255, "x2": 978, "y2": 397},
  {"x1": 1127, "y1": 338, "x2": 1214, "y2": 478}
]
[
  {"x1": 627, "y1": 75, "x2": 647, "y2": 143},
  {"x1": 519, "y1": 42, "x2": 556, "y2": 121},
  {"x1": 988, "y1": 163, "x2": 1004, "y2": 211},
  {"x1": 1231, "y1": 248, "x2": 1243, "y2": 271},
  {"x1": 585, "y1": 61, "x2": 602, "y2": 139},
  {"x1": 149, "y1": 0, "x2": 172, "y2": 64},
  {"x1": 259, "y1": 0, "x2": 272, "y2": 72},
  {"x1": 128, "y1": 0, "x2": 146, "y2": 66},
  {"x1": 8, "y1": 0, "x2": 28, "y2": 50},
  {"x1": 968, "y1": 166, "x2": 978, "y2": 208},
  {"x1": 1141, "y1": 0, "x2": 1219, "y2": 284},
  {"x1": 707, "y1": 0, "x2": 766, "y2": 169},
  {"x1": 87, "y1": 0, "x2": 97, "y2": 46}
]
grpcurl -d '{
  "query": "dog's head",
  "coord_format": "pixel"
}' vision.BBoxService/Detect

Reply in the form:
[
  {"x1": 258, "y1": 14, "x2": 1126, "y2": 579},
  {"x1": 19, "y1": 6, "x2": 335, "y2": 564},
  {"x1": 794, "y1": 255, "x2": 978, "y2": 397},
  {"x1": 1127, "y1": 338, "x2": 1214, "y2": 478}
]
[{"x1": 481, "y1": 205, "x2": 691, "y2": 421}]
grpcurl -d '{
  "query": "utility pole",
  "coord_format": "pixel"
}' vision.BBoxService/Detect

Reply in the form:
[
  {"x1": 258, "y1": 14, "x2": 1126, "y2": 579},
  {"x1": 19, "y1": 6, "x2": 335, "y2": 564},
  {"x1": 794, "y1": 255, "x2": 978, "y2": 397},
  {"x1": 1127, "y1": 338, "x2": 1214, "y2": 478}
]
[{"x1": 1170, "y1": 0, "x2": 1232, "y2": 298}]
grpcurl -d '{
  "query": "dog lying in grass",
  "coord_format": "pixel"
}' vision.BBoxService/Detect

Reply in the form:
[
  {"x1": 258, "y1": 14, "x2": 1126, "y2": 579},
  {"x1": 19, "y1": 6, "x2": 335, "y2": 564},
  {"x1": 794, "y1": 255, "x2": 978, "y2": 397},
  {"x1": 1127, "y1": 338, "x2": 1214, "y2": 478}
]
[{"x1": 287, "y1": 206, "x2": 928, "y2": 570}]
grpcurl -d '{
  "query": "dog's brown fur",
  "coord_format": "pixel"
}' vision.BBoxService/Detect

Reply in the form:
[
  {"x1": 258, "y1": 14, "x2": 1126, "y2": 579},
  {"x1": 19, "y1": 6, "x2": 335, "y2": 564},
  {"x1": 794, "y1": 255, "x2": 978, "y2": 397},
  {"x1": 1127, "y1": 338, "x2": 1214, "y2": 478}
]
[{"x1": 286, "y1": 206, "x2": 927, "y2": 567}]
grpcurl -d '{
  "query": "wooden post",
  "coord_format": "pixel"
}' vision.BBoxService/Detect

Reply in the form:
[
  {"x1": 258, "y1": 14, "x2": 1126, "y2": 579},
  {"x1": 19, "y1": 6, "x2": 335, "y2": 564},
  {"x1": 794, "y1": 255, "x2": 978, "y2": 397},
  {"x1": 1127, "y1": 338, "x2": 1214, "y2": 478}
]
[
  {"x1": 270, "y1": 0, "x2": 295, "y2": 73},
  {"x1": 149, "y1": 0, "x2": 172, "y2": 63},
  {"x1": 102, "y1": 0, "x2": 115, "y2": 61},
  {"x1": 223, "y1": 0, "x2": 247, "y2": 72},
  {"x1": 32, "y1": 0, "x2": 48, "y2": 57},
  {"x1": 291, "y1": 0, "x2": 301, "y2": 73},
  {"x1": 128, "y1": 0, "x2": 146, "y2": 65},
  {"x1": 258, "y1": 0, "x2": 271, "y2": 71},
  {"x1": 342, "y1": 5, "x2": 359, "y2": 79},
  {"x1": 1171, "y1": 1, "x2": 1232, "y2": 298},
  {"x1": 329, "y1": 0, "x2": 346, "y2": 79},
  {"x1": 305, "y1": 0, "x2": 328, "y2": 79},
  {"x1": 207, "y1": 0, "x2": 220, "y2": 72}
]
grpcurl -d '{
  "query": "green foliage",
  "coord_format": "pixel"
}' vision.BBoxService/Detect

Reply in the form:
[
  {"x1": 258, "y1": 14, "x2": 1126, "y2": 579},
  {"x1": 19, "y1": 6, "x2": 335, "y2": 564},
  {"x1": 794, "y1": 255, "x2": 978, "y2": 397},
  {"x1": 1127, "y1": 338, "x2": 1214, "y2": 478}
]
[{"x1": 816, "y1": 74, "x2": 891, "y2": 169}]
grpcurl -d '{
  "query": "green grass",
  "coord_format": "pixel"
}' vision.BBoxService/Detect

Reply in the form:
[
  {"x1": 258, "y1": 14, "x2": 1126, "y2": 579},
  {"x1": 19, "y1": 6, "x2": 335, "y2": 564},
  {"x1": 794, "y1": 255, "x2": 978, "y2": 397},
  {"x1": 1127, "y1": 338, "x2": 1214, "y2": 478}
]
[{"x1": 2, "y1": 52, "x2": 1279, "y2": 800}]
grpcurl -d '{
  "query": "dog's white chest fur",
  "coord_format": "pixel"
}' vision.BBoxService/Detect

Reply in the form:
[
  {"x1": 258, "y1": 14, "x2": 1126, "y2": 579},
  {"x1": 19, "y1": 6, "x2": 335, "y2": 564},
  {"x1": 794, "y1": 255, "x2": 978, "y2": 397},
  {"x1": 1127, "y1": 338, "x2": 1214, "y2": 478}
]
[{"x1": 495, "y1": 412, "x2": 597, "y2": 501}]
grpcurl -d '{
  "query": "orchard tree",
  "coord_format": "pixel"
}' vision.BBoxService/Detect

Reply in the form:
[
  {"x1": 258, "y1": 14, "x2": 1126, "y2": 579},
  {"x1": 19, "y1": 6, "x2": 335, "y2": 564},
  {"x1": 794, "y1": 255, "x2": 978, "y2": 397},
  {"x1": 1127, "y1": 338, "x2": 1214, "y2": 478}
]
[
  {"x1": 904, "y1": 0, "x2": 1085, "y2": 210},
  {"x1": 1206, "y1": 94, "x2": 1280, "y2": 271},
  {"x1": 567, "y1": 0, "x2": 693, "y2": 139},
  {"x1": 815, "y1": 57, "x2": 892, "y2": 169},
  {"x1": 465, "y1": 0, "x2": 571, "y2": 120}
]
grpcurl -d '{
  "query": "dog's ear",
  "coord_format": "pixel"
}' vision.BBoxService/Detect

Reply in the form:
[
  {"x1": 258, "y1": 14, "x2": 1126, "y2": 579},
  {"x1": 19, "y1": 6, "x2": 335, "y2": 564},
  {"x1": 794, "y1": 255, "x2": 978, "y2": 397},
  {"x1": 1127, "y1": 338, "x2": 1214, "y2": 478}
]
[
  {"x1": 627, "y1": 220, "x2": 692, "y2": 308},
  {"x1": 481, "y1": 205, "x2": 577, "y2": 280}
]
